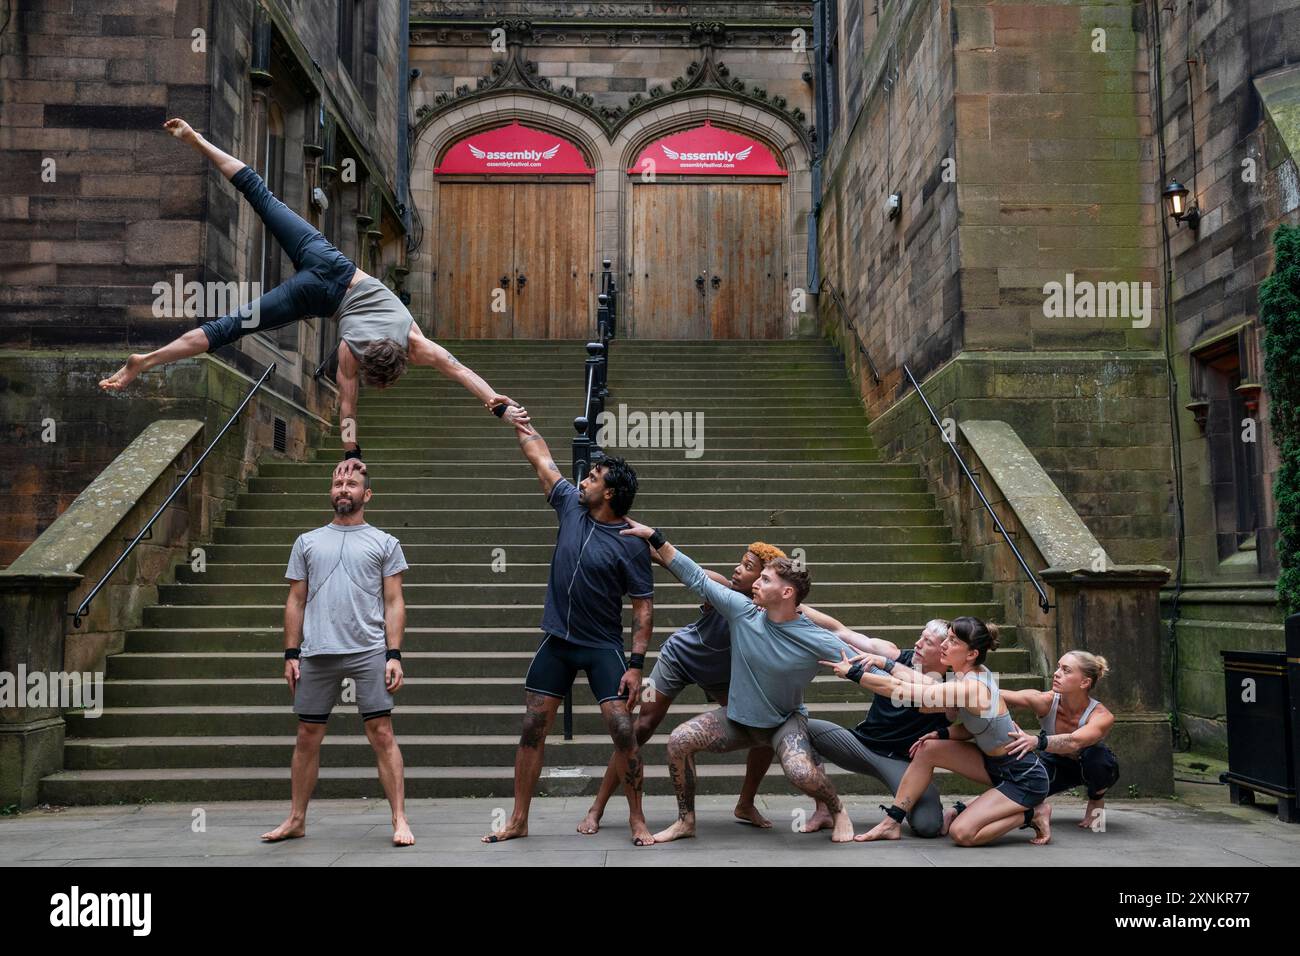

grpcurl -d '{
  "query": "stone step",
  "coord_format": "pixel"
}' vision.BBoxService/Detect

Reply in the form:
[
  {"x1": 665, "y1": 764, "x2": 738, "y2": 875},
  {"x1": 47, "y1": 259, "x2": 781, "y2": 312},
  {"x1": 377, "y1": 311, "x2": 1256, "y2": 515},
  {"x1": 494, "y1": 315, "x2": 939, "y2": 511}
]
[
  {"x1": 309, "y1": 447, "x2": 884, "y2": 462},
  {"x1": 123, "y1": 624, "x2": 1020, "y2": 654},
  {"x1": 210, "y1": 525, "x2": 959, "y2": 546},
  {"x1": 256, "y1": 461, "x2": 918, "y2": 479},
  {"x1": 176, "y1": 560, "x2": 985, "y2": 586},
  {"x1": 141, "y1": 601, "x2": 1006, "y2": 629},
  {"x1": 248, "y1": 475, "x2": 931, "y2": 495},
  {"x1": 155, "y1": 581, "x2": 994, "y2": 607},
  {"x1": 312, "y1": 436, "x2": 877, "y2": 452},
  {"x1": 106, "y1": 646, "x2": 1032, "y2": 679},
  {"x1": 220, "y1": 508, "x2": 947, "y2": 529},
  {"x1": 232, "y1": 491, "x2": 938, "y2": 512}
]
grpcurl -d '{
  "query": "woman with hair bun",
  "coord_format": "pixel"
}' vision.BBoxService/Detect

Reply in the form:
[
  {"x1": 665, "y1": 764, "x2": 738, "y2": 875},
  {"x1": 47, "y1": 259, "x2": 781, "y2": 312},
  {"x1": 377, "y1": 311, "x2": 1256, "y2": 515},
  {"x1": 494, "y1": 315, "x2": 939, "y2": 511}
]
[
  {"x1": 823, "y1": 615, "x2": 1050, "y2": 846},
  {"x1": 999, "y1": 650, "x2": 1119, "y2": 844}
]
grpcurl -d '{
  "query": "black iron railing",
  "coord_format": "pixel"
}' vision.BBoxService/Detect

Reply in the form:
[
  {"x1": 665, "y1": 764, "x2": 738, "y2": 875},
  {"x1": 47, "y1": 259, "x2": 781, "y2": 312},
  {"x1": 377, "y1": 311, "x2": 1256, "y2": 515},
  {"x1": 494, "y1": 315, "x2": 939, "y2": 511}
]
[
  {"x1": 558, "y1": 261, "x2": 618, "y2": 740},
  {"x1": 71, "y1": 363, "x2": 277, "y2": 629},
  {"x1": 903, "y1": 364, "x2": 1052, "y2": 614},
  {"x1": 822, "y1": 280, "x2": 881, "y2": 385}
]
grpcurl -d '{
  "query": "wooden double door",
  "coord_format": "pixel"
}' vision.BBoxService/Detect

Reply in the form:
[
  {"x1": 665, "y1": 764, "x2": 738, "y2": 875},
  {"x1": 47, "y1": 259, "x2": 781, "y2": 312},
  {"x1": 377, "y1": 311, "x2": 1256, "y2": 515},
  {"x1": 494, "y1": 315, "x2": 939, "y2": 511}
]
[
  {"x1": 434, "y1": 181, "x2": 592, "y2": 338},
  {"x1": 631, "y1": 182, "x2": 784, "y2": 339}
]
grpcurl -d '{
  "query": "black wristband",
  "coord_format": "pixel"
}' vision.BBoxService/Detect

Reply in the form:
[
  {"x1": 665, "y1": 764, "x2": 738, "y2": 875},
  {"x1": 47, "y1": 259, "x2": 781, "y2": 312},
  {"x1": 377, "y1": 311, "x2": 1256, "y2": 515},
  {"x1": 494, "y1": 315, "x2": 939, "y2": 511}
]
[
  {"x1": 343, "y1": 447, "x2": 364, "y2": 461},
  {"x1": 648, "y1": 529, "x2": 667, "y2": 549},
  {"x1": 627, "y1": 653, "x2": 646, "y2": 670},
  {"x1": 882, "y1": 657, "x2": 896, "y2": 673},
  {"x1": 936, "y1": 726, "x2": 950, "y2": 740},
  {"x1": 1037, "y1": 730, "x2": 1049, "y2": 751},
  {"x1": 284, "y1": 648, "x2": 301, "y2": 660},
  {"x1": 845, "y1": 661, "x2": 866, "y2": 683},
  {"x1": 385, "y1": 649, "x2": 402, "y2": 662},
  {"x1": 492, "y1": 403, "x2": 507, "y2": 418}
]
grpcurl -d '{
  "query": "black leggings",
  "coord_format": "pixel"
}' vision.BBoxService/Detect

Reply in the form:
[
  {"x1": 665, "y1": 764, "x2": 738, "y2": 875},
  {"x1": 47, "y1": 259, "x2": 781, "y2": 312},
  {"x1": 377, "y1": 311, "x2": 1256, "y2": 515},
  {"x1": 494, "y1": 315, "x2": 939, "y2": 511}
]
[
  {"x1": 198, "y1": 165, "x2": 356, "y2": 351},
  {"x1": 1042, "y1": 744, "x2": 1120, "y2": 800}
]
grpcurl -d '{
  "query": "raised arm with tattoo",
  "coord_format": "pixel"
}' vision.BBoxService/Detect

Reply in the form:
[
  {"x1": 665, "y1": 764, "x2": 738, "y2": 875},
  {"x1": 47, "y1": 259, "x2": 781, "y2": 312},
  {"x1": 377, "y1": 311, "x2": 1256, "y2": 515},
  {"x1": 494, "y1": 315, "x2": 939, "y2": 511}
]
[{"x1": 514, "y1": 423, "x2": 565, "y2": 497}]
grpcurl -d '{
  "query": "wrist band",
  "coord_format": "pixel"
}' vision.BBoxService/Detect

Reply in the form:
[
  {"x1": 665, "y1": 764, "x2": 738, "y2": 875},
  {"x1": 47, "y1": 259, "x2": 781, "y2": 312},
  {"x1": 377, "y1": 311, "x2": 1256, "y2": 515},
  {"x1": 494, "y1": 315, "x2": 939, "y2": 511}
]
[
  {"x1": 284, "y1": 648, "x2": 301, "y2": 660},
  {"x1": 627, "y1": 653, "x2": 646, "y2": 670},
  {"x1": 1037, "y1": 730, "x2": 1049, "y2": 751},
  {"x1": 845, "y1": 662, "x2": 866, "y2": 683},
  {"x1": 385, "y1": 649, "x2": 402, "y2": 662},
  {"x1": 492, "y1": 403, "x2": 507, "y2": 418},
  {"x1": 936, "y1": 726, "x2": 950, "y2": 740},
  {"x1": 882, "y1": 657, "x2": 896, "y2": 674},
  {"x1": 343, "y1": 447, "x2": 363, "y2": 461},
  {"x1": 648, "y1": 529, "x2": 667, "y2": 549}
]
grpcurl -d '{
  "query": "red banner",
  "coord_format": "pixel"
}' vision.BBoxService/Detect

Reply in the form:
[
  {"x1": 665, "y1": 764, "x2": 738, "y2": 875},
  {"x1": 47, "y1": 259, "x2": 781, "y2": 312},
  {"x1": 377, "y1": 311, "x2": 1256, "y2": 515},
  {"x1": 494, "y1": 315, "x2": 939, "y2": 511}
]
[
  {"x1": 628, "y1": 121, "x2": 786, "y2": 176},
  {"x1": 435, "y1": 121, "x2": 594, "y2": 175}
]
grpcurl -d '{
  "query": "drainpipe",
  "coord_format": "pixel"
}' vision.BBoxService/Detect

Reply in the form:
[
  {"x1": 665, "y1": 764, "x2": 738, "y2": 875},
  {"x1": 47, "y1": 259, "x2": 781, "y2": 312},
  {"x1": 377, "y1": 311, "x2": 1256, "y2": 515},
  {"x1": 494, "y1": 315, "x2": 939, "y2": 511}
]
[{"x1": 397, "y1": 0, "x2": 412, "y2": 238}]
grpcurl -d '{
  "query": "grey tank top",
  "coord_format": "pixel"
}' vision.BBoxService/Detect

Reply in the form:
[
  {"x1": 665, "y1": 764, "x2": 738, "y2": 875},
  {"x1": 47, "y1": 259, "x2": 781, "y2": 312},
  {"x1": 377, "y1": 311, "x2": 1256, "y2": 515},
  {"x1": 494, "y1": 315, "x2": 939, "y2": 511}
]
[
  {"x1": 333, "y1": 277, "x2": 415, "y2": 357},
  {"x1": 1042, "y1": 692, "x2": 1100, "y2": 736},
  {"x1": 955, "y1": 668, "x2": 1018, "y2": 754}
]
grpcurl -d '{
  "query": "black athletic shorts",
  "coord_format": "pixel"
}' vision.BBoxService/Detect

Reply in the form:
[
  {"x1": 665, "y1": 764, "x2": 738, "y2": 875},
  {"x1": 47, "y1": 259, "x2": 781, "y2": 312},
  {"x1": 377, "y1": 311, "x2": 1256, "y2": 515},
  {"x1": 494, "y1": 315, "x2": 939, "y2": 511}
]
[{"x1": 525, "y1": 633, "x2": 628, "y2": 703}]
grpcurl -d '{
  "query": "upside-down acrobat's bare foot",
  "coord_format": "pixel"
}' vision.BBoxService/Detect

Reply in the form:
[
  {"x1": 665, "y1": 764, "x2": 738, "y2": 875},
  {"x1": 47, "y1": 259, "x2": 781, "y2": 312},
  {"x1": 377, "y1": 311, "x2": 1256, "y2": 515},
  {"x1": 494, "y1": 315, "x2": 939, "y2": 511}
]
[
  {"x1": 854, "y1": 816, "x2": 902, "y2": 842},
  {"x1": 260, "y1": 817, "x2": 306, "y2": 843},
  {"x1": 1029, "y1": 802, "x2": 1052, "y2": 845},
  {"x1": 576, "y1": 806, "x2": 602, "y2": 835},
  {"x1": 734, "y1": 802, "x2": 772, "y2": 828},
  {"x1": 651, "y1": 817, "x2": 696, "y2": 843},
  {"x1": 99, "y1": 354, "x2": 146, "y2": 392}
]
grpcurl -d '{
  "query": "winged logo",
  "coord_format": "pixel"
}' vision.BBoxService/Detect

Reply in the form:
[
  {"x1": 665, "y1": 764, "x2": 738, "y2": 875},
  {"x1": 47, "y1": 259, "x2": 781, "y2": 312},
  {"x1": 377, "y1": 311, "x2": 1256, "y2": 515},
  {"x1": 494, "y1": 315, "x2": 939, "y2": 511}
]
[
  {"x1": 660, "y1": 144, "x2": 680, "y2": 160},
  {"x1": 467, "y1": 143, "x2": 486, "y2": 159},
  {"x1": 735, "y1": 145, "x2": 753, "y2": 161},
  {"x1": 542, "y1": 143, "x2": 561, "y2": 159}
]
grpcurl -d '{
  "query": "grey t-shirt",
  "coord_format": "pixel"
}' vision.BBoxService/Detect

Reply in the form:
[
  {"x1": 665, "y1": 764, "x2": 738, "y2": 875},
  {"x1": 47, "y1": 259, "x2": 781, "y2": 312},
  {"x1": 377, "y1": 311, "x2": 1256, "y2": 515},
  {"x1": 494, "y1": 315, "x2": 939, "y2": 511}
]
[
  {"x1": 284, "y1": 522, "x2": 408, "y2": 656},
  {"x1": 333, "y1": 277, "x2": 415, "y2": 358},
  {"x1": 667, "y1": 550, "x2": 848, "y2": 728}
]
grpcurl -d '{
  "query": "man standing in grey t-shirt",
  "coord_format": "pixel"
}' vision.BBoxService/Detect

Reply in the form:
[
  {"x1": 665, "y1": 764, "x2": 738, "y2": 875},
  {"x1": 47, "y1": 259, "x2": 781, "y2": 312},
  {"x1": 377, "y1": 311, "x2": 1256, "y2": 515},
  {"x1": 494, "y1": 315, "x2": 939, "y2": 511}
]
[
  {"x1": 261, "y1": 461, "x2": 414, "y2": 847},
  {"x1": 619, "y1": 518, "x2": 858, "y2": 844}
]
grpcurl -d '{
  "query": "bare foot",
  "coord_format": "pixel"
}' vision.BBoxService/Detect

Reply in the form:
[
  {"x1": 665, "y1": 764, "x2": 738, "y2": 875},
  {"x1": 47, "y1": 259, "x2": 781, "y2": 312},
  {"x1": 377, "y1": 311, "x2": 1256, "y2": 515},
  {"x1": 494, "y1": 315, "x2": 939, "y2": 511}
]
[
  {"x1": 163, "y1": 117, "x2": 198, "y2": 144},
  {"x1": 830, "y1": 810, "x2": 856, "y2": 843},
  {"x1": 651, "y1": 817, "x2": 696, "y2": 843},
  {"x1": 800, "y1": 805, "x2": 833, "y2": 833},
  {"x1": 392, "y1": 818, "x2": 415, "y2": 847},
  {"x1": 481, "y1": 820, "x2": 528, "y2": 843},
  {"x1": 261, "y1": 817, "x2": 306, "y2": 842},
  {"x1": 854, "y1": 817, "x2": 901, "y2": 842},
  {"x1": 734, "y1": 802, "x2": 772, "y2": 828},
  {"x1": 941, "y1": 807, "x2": 959, "y2": 836},
  {"x1": 1079, "y1": 799, "x2": 1105, "y2": 830},
  {"x1": 1029, "y1": 802, "x2": 1052, "y2": 845},
  {"x1": 629, "y1": 817, "x2": 655, "y2": 847},
  {"x1": 576, "y1": 806, "x2": 602, "y2": 835},
  {"x1": 99, "y1": 354, "x2": 146, "y2": 391}
]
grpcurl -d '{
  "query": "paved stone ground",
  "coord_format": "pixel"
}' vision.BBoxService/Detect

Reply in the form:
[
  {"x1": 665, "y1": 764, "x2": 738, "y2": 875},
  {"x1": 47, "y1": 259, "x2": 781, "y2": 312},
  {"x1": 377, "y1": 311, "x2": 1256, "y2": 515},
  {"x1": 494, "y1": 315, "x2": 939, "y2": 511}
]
[{"x1": 3, "y1": 776, "x2": 1298, "y2": 866}]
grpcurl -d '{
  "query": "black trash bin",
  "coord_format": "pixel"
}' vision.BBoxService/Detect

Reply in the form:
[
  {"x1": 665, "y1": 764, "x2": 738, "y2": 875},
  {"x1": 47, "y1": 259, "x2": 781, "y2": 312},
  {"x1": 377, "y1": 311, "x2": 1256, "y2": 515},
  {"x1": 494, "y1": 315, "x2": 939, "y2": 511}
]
[{"x1": 1221, "y1": 642, "x2": 1298, "y2": 822}]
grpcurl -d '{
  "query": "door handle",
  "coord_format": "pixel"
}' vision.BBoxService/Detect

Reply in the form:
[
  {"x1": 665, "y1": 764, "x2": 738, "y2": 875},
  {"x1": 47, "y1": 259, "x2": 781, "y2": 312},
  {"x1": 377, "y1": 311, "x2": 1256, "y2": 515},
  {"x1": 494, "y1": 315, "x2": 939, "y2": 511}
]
[
  {"x1": 711, "y1": 275, "x2": 721, "y2": 289},
  {"x1": 500, "y1": 274, "x2": 510, "y2": 288},
  {"x1": 517, "y1": 273, "x2": 527, "y2": 290},
  {"x1": 695, "y1": 274, "x2": 706, "y2": 290}
]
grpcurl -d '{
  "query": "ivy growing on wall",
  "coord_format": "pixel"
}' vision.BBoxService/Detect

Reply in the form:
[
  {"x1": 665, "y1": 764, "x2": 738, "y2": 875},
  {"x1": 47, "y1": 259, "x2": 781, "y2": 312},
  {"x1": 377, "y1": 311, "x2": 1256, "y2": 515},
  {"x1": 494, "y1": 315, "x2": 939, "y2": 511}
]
[{"x1": 1259, "y1": 224, "x2": 1300, "y2": 615}]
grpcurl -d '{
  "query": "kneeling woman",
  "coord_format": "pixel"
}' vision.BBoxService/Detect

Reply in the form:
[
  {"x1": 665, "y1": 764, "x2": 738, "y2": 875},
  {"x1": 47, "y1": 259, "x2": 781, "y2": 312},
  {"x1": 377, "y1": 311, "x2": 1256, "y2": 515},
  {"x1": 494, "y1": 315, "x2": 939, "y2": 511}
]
[{"x1": 827, "y1": 616, "x2": 1049, "y2": 846}]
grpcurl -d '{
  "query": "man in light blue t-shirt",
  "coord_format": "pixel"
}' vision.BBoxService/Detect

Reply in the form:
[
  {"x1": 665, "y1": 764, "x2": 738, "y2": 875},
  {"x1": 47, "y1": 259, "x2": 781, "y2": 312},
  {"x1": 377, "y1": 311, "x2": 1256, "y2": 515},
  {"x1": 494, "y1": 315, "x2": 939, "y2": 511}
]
[
  {"x1": 261, "y1": 461, "x2": 414, "y2": 848},
  {"x1": 619, "y1": 518, "x2": 858, "y2": 844}
]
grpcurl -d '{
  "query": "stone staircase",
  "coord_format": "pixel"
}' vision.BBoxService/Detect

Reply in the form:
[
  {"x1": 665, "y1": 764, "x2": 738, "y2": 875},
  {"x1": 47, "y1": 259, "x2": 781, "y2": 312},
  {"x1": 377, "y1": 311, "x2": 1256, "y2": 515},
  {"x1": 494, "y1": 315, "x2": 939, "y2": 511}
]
[{"x1": 41, "y1": 340, "x2": 1041, "y2": 804}]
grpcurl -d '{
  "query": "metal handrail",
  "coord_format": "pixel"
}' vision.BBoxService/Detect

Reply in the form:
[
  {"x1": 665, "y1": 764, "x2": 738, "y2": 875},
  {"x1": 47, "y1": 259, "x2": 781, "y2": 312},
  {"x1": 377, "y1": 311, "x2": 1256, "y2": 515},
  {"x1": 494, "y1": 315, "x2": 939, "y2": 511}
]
[
  {"x1": 822, "y1": 280, "x2": 881, "y2": 384},
  {"x1": 903, "y1": 364, "x2": 1052, "y2": 614},
  {"x1": 71, "y1": 362, "x2": 277, "y2": 628}
]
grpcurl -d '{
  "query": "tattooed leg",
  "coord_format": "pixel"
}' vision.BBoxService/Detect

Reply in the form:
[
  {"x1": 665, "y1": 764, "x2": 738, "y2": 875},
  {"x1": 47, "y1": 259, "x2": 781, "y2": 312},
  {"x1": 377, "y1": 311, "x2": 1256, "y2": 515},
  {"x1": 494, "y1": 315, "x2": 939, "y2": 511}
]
[
  {"x1": 482, "y1": 691, "x2": 560, "y2": 843},
  {"x1": 601, "y1": 699, "x2": 654, "y2": 846},
  {"x1": 579, "y1": 695, "x2": 670, "y2": 835},
  {"x1": 653, "y1": 709, "x2": 739, "y2": 843},
  {"x1": 776, "y1": 724, "x2": 855, "y2": 843}
]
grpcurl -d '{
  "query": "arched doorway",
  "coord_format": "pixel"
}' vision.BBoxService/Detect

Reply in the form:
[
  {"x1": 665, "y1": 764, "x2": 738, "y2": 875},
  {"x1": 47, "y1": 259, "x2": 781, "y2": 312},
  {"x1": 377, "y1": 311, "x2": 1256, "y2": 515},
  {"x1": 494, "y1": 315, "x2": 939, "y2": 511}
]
[
  {"x1": 432, "y1": 121, "x2": 595, "y2": 338},
  {"x1": 628, "y1": 122, "x2": 787, "y2": 339}
]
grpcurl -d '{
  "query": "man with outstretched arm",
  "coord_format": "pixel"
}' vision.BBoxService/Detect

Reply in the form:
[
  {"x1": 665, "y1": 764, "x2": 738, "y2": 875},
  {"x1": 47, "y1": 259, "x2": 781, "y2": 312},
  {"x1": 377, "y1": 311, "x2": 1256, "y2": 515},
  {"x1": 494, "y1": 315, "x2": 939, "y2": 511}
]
[
  {"x1": 619, "y1": 519, "x2": 859, "y2": 843},
  {"x1": 482, "y1": 422, "x2": 656, "y2": 846},
  {"x1": 262, "y1": 460, "x2": 413, "y2": 847}
]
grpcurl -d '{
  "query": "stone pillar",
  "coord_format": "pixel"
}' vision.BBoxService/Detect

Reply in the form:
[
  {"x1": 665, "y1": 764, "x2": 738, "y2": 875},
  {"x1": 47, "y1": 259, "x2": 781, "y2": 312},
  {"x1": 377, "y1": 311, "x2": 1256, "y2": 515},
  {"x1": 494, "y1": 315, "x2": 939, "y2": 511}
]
[
  {"x1": 1040, "y1": 565, "x2": 1174, "y2": 796},
  {"x1": 0, "y1": 570, "x2": 81, "y2": 809}
]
